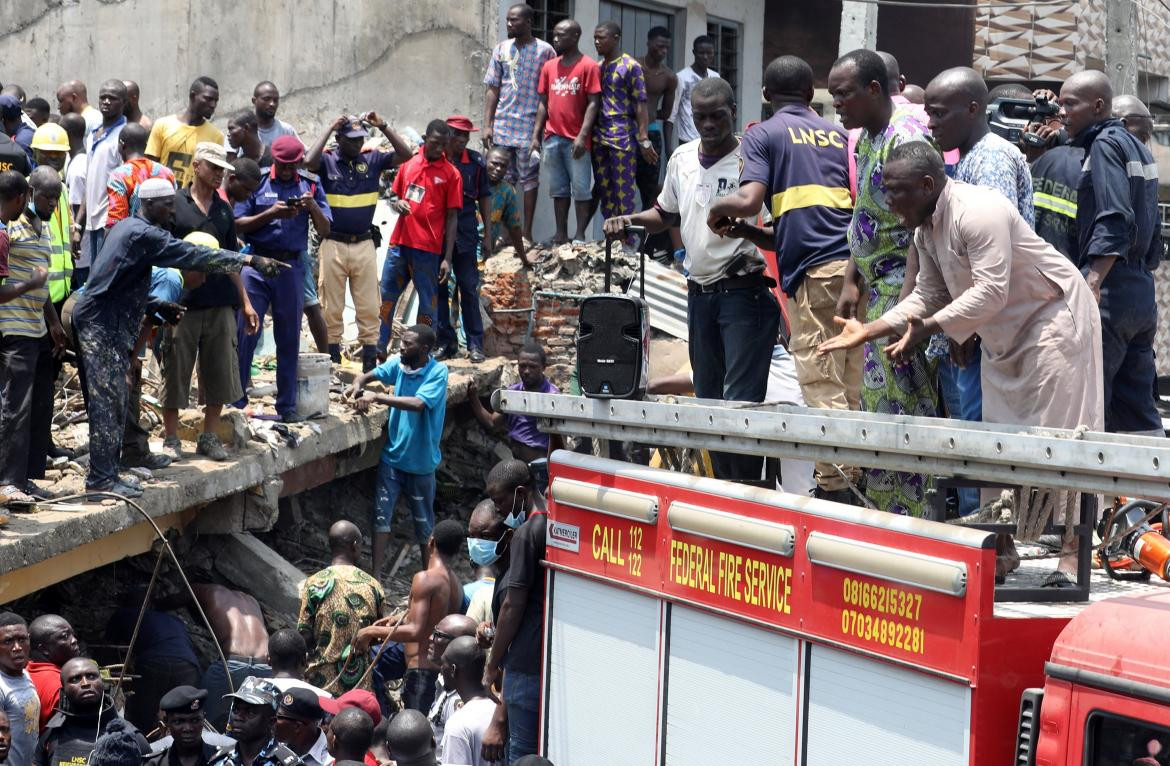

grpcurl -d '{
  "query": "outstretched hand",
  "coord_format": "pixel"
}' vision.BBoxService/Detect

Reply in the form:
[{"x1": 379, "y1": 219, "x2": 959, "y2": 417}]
[
  {"x1": 817, "y1": 316, "x2": 868, "y2": 355},
  {"x1": 884, "y1": 314, "x2": 931, "y2": 363}
]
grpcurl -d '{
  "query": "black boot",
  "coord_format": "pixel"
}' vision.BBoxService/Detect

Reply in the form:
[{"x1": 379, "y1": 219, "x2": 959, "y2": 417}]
[
  {"x1": 328, "y1": 343, "x2": 341, "y2": 364},
  {"x1": 362, "y1": 345, "x2": 378, "y2": 373}
]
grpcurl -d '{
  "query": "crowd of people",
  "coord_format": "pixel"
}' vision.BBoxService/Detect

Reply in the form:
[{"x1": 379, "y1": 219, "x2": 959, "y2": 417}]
[
  {"x1": 0, "y1": 455, "x2": 554, "y2": 766},
  {"x1": 0, "y1": 0, "x2": 1166, "y2": 763}
]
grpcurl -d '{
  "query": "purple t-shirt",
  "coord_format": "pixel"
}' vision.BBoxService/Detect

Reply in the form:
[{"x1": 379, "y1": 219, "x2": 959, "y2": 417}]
[
  {"x1": 739, "y1": 104, "x2": 853, "y2": 295},
  {"x1": 595, "y1": 53, "x2": 647, "y2": 152},
  {"x1": 507, "y1": 379, "x2": 558, "y2": 448}
]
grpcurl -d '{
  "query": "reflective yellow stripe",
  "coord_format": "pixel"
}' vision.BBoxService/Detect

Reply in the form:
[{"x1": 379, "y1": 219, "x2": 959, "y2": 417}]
[
  {"x1": 770, "y1": 184, "x2": 853, "y2": 219},
  {"x1": 1034, "y1": 191, "x2": 1077, "y2": 218},
  {"x1": 325, "y1": 192, "x2": 379, "y2": 209}
]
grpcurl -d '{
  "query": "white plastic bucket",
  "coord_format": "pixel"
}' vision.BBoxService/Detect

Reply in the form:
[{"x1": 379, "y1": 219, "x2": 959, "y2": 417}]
[{"x1": 295, "y1": 353, "x2": 331, "y2": 419}]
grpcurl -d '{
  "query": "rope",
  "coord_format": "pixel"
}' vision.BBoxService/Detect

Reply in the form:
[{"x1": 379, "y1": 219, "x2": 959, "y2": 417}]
[
  {"x1": 113, "y1": 547, "x2": 166, "y2": 697},
  {"x1": 323, "y1": 610, "x2": 410, "y2": 695}
]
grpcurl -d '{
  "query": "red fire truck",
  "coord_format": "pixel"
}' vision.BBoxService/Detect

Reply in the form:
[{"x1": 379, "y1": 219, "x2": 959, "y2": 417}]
[{"x1": 534, "y1": 450, "x2": 1170, "y2": 765}]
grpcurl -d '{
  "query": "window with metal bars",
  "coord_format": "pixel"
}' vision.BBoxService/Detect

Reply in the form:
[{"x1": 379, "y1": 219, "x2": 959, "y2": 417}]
[
  {"x1": 706, "y1": 17, "x2": 741, "y2": 110},
  {"x1": 532, "y1": 0, "x2": 573, "y2": 44}
]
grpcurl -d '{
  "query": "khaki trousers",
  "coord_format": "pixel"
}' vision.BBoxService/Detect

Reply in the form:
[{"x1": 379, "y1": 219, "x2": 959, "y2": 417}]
[
  {"x1": 318, "y1": 238, "x2": 380, "y2": 345},
  {"x1": 788, "y1": 259, "x2": 863, "y2": 491}
]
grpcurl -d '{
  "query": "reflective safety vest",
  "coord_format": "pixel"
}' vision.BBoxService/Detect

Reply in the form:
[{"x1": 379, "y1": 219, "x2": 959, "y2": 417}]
[{"x1": 47, "y1": 180, "x2": 72, "y2": 304}]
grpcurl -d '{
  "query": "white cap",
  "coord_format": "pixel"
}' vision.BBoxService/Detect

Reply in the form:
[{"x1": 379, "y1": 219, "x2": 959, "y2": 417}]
[{"x1": 138, "y1": 178, "x2": 176, "y2": 199}]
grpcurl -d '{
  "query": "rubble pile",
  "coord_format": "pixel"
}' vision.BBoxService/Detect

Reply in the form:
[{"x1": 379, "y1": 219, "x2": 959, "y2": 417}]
[{"x1": 481, "y1": 241, "x2": 639, "y2": 390}]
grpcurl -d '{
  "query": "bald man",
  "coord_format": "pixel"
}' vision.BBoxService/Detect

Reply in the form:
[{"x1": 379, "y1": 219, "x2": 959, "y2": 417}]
[
  {"x1": 421, "y1": 614, "x2": 479, "y2": 753},
  {"x1": 385, "y1": 710, "x2": 436, "y2": 766},
  {"x1": 1113, "y1": 94, "x2": 1153, "y2": 145},
  {"x1": 122, "y1": 81, "x2": 152, "y2": 131},
  {"x1": 921, "y1": 66, "x2": 1035, "y2": 515},
  {"x1": 55, "y1": 80, "x2": 100, "y2": 134},
  {"x1": 819, "y1": 141, "x2": 1102, "y2": 584},
  {"x1": 1059, "y1": 70, "x2": 1162, "y2": 436},
  {"x1": 298, "y1": 520, "x2": 385, "y2": 693}
]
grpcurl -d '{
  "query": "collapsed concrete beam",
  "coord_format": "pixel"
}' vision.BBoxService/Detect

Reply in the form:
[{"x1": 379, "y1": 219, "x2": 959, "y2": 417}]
[{"x1": 213, "y1": 532, "x2": 306, "y2": 620}]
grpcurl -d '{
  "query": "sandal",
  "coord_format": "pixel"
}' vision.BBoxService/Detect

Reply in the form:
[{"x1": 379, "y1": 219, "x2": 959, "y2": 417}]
[
  {"x1": 23, "y1": 482, "x2": 54, "y2": 501},
  {"x1": 1041, "y1": 571, "x2": 1075, "y2": 589},
  {"x1": 0, "y1": 484, "x2": 37, "y2": 506}
]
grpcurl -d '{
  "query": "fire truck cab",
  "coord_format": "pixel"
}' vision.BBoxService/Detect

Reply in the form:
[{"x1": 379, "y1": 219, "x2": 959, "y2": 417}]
[
  {"x1": 1026, "y1": 593, "x2": 1170, "y2": 765},
  {"x1": 536, "y1": 451, "x2": 1170, "y2": 766}
]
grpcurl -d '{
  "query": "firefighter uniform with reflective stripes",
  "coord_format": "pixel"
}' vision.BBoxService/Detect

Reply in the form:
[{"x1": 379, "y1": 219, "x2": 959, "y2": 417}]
[
  {"x1": 1074, "y1": 118, "x2": 1162, "y2": 434},
  {"x1": 1031, "y1": 145, "x2": 1084, "y2": 266}
]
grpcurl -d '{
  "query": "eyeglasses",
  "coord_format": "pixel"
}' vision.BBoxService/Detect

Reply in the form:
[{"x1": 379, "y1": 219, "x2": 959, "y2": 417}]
[{"x1": 431, "y1": 629, "x2": 456, "y2": 642}]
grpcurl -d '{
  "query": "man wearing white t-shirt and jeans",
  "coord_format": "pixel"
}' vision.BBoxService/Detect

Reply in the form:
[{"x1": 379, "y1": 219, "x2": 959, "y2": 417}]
[
  {"x1": 437, "y1": 637, "x2": 495, "y2": 766},
  {"x1": 604, "y1": 77, "x2": 780, "y2": 482}
]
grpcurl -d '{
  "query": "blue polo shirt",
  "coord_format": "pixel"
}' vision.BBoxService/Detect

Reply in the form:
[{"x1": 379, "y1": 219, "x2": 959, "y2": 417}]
[
  {"x1": 451, "y1": 149, "x2": 489, "y2": 252},
  {"x1": 371, "y1": 354, "x2": 448, "y2": 474},
  {"x1": 319, "y1": 148, "x2": 397, "y2": 236},
  {"x1": 232, "y1": 168, "x2": 332, "y2": 255},
  {"x1": 739, "y1": 104, "x2": 853, "y2": 295}
]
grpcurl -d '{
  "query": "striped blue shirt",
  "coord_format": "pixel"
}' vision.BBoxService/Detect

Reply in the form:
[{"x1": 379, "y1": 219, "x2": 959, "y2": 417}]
[{"x1": 0, "y1": 211, "x2": 50, "y2": 338}]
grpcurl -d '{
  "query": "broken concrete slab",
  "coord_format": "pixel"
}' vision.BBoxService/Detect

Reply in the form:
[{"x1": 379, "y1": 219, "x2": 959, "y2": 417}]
[
  {"x1": 213, "y1": 532, "x2": 306, "y2": 622},
  {"x1": 0, "y1": 358, "x2": 506, "y2": 604}
]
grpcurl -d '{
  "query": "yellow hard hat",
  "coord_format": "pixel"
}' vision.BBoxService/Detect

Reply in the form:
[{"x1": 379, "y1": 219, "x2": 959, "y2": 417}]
[
  {"x1": 30, "y1": 123, "x2": 69, "y2": 152},
  {"x1": 183, "y1": 231, "x2": 221, "y2": 249}
]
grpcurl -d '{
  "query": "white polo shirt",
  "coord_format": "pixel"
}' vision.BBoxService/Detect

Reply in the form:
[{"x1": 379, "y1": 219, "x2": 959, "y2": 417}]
[{"x1": 656, "y1": 137, "x2": 766, "y2": 286}]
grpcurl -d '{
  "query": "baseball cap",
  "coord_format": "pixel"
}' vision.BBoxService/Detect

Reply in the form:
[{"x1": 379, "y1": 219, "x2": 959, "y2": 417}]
[
  {"x1": 193, "y1": 141, "x2": 235, "y2": 171},
  {"x1": 31, "y1": 123, "x2": 69, "y2": 152},
  {"x1": 277, "y1": 686, "x2": 324, "y2": 722},
  {"x1": 0, "y1": 95, "x2": 21, "y2": 120},
  {"x1": 183, "y1": 231, "x2": 221, "y2": 249},
  {"x1": 318, "y1": 689, "x2": 381, "y2": 725},
  {"x1": 446, "y1": 115, "x2": 477, "y2": 133},
  {"x1": 338, "y1": 117, "x2": 369, "y2": 139},
  {"x1": 271, "y1": 135, "x2": 306, "y2": 164},
  {"x1": 223, "y1": 676, "x2": 279, "y2": 709}
]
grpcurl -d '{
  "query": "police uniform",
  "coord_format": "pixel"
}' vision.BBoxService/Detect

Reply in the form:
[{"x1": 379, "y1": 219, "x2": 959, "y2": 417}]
[
  {"x1": 207, "y1": 678, "x2": 303, "y2": 766},
  {"x1": 145, "y1": 686, "x2": 226, "y2": 766}
]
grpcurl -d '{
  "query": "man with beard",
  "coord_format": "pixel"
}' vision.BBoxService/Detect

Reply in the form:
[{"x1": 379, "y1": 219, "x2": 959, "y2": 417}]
[{"x1": 25, "y1": 616, "x2": 79, "y2": 731}]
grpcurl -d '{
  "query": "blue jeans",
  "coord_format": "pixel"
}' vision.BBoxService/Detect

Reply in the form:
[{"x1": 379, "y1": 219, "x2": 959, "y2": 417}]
[
  {"x1": 503, "y1": 670, "x2": 541, "y2": 764},
  {"x1": 542, "y1": 135, "x2": 592, "y2": 200},
  {"x1": 374, "y1": 461, "x2": 436, "y2": 543},
  {"x1": 301, "y1": 249, "x2": 320, "y2": 307},
  {"x1": 1098, "y1": 262, "x2": 1161, "y2": 433},
  {"x1": 938, "y1": 351, "x2": 982, "y2": 515},
  {"x1": 199, "y1": 658, "x2": 272, "y2": 730},
  {"x1": 237, "y1": 257, "x2": 304, "y2": 417},
  {"x1": 382, "y1": 244, "x2": 440, "y2": 329},
  {"x1": 436, "y1": 243, "x2": 484, "y2": 352},
  {"x1": 688, "y1": 284, "x2": 781, "y2": 481}
]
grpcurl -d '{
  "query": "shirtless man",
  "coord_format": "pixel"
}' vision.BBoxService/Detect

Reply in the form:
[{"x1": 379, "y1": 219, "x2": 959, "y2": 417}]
[
  {"x1": 191, "y1": 584, "x2": 271, "y2": 730},
  {"x1": 352, "y1": 519, "x2": 465, "y2": 714},
  {"x1": 637, "y1": 26, "x2": 677, "y2": 211}
]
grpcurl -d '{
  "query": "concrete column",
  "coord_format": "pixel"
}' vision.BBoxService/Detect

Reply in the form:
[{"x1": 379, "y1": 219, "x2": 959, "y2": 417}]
[
  {"x1": 838, "y1": 0, "x2": 878, "y2": 55},
  {"x1": 1105, "y1": 0, "x2": 1139, "y2": 95}
]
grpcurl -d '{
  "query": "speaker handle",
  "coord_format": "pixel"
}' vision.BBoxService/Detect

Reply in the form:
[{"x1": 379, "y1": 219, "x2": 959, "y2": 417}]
[{"x1": 603, "y1": 226, "x2": 649, "y2": 295}]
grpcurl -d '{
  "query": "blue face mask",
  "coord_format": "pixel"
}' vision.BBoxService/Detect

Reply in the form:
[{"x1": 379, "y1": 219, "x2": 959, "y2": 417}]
[
  {"x1": 503, "y1": 488, "x2": 525, "y2": 529},
  {"x1": 468, "y1": 537, "x2": 501, "y2": 566}
]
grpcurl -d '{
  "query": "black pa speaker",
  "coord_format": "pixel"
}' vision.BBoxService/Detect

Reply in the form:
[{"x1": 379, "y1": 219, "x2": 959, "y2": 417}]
[{"x1": 577, "y1": 294, "x2": 649, "y2": 399}]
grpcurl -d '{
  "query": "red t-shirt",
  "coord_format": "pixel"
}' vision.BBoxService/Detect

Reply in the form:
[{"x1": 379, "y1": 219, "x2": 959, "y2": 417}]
[
  {"x1": 538, "y1": 54, "x2": 602, "y2": 146},
  {"x1": 391, "y1": 153, "x2": 463, "y2": 254},
  {"x1": 26, "y1": 661, "x2": 62, "y2": 730}
]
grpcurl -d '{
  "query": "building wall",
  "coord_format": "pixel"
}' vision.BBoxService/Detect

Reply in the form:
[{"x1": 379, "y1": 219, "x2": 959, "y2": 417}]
[
  {"x1": 973, "y1": 0, "x2": 1170, "y2": 95},
  {"x1": 763, "y1": 0, "x2": 841, "y2": 88},
  {"x1": 0, "y1": 0, "x2": 497, "y2": 138},
  {"x1": 877, "y1": 0, "x2": 975, "y2": 86}
]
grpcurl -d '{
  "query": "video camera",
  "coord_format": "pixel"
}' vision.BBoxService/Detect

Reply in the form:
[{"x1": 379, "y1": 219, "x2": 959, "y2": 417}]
[{"x1": 987, "y1": 97, "x2": 1062, "y2": 145}]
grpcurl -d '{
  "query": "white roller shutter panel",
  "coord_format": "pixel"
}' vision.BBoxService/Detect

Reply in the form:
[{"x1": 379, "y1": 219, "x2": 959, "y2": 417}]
[
  {"x1": 546, "y1": 573, "x2": 662, "y2": 766},
  {"x1": 664, "y1": 605, "x2": 799, "y2": 765},
  {"x1": 805, "y1": 645, "x2": 970, "y2": 766}
]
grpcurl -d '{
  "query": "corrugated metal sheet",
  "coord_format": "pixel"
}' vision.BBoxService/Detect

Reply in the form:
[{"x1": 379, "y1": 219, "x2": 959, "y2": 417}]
[{"x1": 627, "y1": 259, "x2": 689, "y2": 340}]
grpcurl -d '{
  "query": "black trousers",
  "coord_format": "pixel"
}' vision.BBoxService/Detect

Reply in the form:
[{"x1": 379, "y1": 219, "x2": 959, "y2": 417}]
[{"x1": 0, "y1": 334, "x2": 53, "y2": 485}]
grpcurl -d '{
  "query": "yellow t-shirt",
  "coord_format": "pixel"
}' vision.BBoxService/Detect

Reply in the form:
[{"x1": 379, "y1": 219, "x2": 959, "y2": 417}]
[{"x1": 146, "y1": 115, "x2": 224, "y2": 187}]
